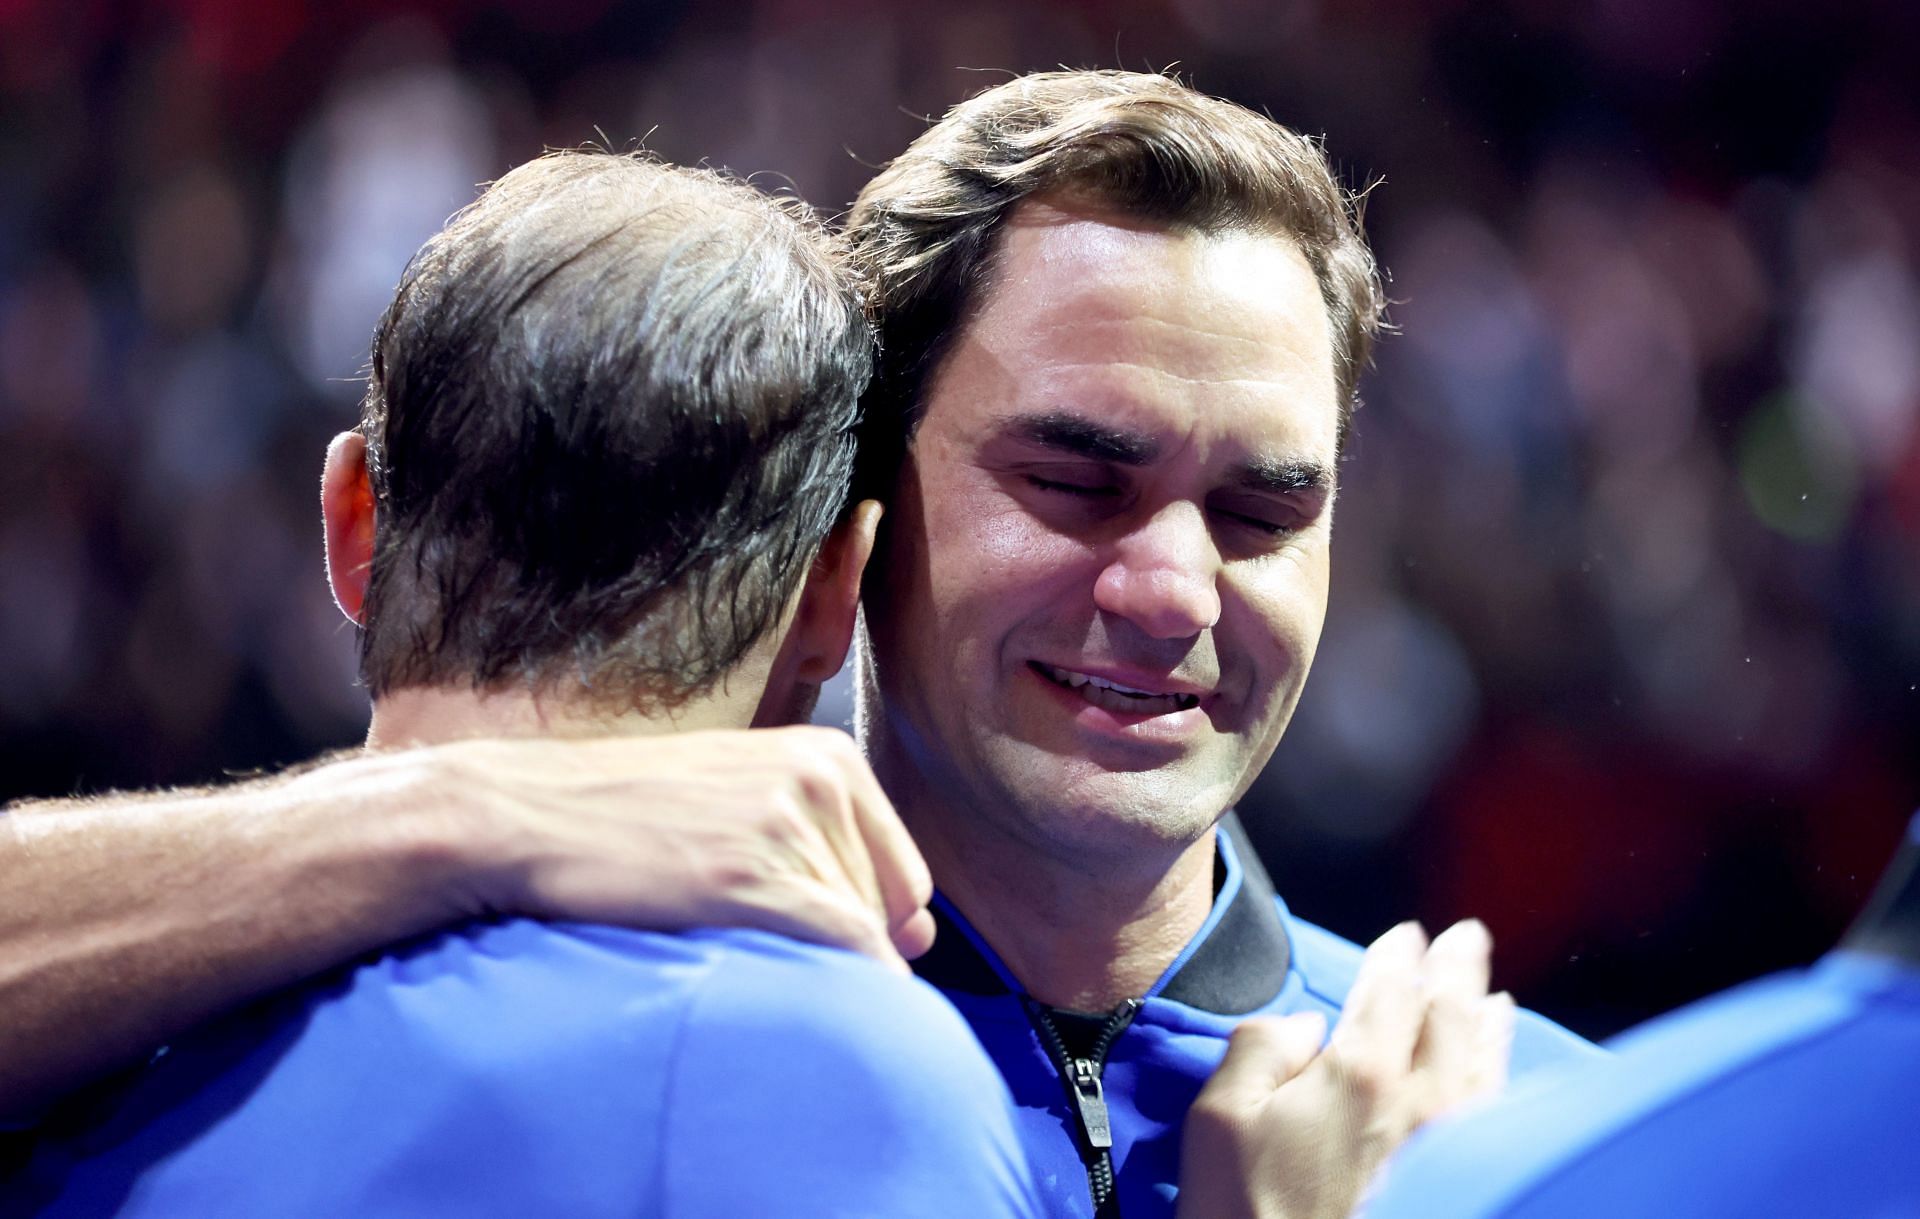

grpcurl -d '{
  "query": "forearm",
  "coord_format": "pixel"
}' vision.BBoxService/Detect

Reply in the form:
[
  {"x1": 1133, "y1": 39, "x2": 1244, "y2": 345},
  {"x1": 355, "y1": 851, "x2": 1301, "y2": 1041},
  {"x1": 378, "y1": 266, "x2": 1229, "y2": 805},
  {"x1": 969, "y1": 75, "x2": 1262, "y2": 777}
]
[
  {"x1": 0, "y1": 755, "x2": 471, "y2": 1122},
  {"x1": 0, "y1": 726, "x2": 932, "y2": 1124}
]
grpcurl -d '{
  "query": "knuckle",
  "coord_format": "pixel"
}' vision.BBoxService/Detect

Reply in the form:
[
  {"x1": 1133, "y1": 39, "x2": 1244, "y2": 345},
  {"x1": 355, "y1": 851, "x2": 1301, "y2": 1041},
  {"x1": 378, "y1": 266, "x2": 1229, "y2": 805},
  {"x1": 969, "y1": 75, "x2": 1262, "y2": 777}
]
[
  {"x1": 1184, "y1": 1095, "x2": 1239, "y2": 1136},
  {"x1": 697, "y1": 839, "x2": 774, "y2": 891},
  {"x1": 764, "y1": 791, "x2": 820, "y2": 843},
  {"x1": 791, "y1": 764, "x2": 847, "y2": 819}
]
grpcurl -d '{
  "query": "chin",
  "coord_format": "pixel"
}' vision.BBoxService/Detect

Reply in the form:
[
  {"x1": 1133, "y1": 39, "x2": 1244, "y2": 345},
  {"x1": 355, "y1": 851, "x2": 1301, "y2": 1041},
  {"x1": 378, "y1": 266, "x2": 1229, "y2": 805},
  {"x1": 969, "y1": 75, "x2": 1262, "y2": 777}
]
[{"x1": 997, "y1": 752, "x2": 1234, "y2": 860}]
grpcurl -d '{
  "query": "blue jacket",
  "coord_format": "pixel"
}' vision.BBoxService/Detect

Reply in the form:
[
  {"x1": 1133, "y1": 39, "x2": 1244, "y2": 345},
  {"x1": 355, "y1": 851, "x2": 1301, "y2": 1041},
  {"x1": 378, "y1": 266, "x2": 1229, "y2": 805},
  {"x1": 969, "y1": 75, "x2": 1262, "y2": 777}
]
[
  {"x1": 7, "y1": 922, "x2": 1046, "y2": 1218},
  {"x1": 915, "y1": 818, "x2": 1604, "y2": 1219},
  {"x1": 1361, "y1": 816, "x2": 1920, "y2": 1219}
]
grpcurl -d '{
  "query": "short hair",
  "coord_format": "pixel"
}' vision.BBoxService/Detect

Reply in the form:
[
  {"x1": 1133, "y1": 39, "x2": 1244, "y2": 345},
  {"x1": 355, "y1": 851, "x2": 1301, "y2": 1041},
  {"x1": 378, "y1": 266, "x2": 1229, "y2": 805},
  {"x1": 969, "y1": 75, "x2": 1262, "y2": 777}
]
[
  {"x1": 845, "y1": 69, "x2": 1385, "y2": 490},
  {"x1": 357, "y1": 150, "x2": 872, "y2": 709}
]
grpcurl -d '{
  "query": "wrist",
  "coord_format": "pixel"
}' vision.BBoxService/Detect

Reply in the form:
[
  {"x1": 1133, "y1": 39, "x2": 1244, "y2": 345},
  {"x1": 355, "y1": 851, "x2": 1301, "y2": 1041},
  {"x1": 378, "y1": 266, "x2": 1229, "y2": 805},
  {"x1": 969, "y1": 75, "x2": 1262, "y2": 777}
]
[{"x1": 268, "y1": 746, "x2": 487, "y2": 939}]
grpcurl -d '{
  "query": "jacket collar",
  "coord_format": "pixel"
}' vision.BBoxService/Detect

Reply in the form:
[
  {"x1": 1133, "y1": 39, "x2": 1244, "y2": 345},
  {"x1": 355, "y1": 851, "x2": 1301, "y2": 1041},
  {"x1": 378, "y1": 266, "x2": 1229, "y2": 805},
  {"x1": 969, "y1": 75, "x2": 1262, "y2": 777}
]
[
  {"x1": 913, "y1": 813, "x2": 1293, "y2": 1016},
  {"x1": 1844, "y1": 812, "x2": 1920, "y2": 967}
]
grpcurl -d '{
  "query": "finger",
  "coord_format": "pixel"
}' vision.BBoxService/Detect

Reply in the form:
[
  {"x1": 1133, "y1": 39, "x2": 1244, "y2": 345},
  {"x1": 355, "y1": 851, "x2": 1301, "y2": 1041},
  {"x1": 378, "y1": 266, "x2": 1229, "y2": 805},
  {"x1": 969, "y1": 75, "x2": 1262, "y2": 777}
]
[
  {"x1": 892, "y1": 906, "x2": 937, "y2": 960},
  {"x1": 1424, "y1": 919, "x2": 1492, "y2": 1000},
  {"x1": 1329, "y1": 920, "x2": 1428, "y2": 1076},
  {"x1": 834, "y1": 739, "x2": 933, "y2": 938},
  {"x1": 1464, "y1": 991, "x2": 1517, "y2": 1101},
  {"x1": 1202, "y1": 1012, "x2": 1328, "y2": 1105},
  {"x1": 1412, "y1": 919, "x2": 1493, "y2": 1112},
  {"x1": 766, "y1": 734, "x2": 889, "y2": 924},
  {"x1": 777, "y1": 730, "x2": 899, "y2": 931}
]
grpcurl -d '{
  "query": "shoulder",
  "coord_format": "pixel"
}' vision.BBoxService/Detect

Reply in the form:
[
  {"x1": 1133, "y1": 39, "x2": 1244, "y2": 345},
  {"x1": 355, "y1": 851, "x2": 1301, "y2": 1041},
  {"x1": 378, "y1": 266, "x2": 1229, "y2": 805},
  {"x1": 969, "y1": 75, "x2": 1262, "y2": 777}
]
[
  {"x1": 1278, "y1": 905, "x2": 1366, "y2": 1007},
  {"x1": 324, "y1": 919, "x2": 1012, "y2": 1101},
  {"x1": 20, "y1": 922, "x2": 1043, "y2": 1219},
  {"x1": 665, "y1": 927, "x2": 1016, "y2": 1123},
  {"x1": 16, "y1": 920, "x2": 726, "y2": 1215},
  {"x1": 1365, "y1": 954, "x2": 1920, "y2": 1219},
  {"x1": 647, "y1": 931, "x2": 1045, "y2": 1218}
]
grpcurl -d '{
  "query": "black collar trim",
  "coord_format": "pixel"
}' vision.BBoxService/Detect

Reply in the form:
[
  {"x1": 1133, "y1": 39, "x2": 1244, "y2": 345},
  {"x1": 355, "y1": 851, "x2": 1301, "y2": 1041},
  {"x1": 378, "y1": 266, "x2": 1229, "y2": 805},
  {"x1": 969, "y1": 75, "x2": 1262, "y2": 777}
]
[
  {"x1": 1844, "y1": 816, "x2": 1920, "y2": 968},
  {"x1": 913, "y1": 813, "x2": 1293, "y2": 1016}
]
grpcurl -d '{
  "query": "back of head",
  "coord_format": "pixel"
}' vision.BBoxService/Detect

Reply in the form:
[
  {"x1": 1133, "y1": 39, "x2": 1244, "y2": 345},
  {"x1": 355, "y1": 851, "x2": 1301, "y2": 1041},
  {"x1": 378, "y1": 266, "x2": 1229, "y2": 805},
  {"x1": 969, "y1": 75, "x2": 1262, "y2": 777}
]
[
  {"x1": 846, "y1": 69, "x2": 1385, "y2": 491},
  {"x1": 358, "y1": 150, "x2": 871, "y2": 711}
]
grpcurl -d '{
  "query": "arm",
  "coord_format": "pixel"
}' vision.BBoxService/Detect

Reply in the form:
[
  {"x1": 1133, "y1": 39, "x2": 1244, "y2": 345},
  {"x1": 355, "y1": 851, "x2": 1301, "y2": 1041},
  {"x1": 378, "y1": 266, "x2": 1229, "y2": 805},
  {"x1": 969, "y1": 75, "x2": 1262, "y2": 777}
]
[{"x1": 0, "y1": 726, "x2": 929, "y2": 1123}]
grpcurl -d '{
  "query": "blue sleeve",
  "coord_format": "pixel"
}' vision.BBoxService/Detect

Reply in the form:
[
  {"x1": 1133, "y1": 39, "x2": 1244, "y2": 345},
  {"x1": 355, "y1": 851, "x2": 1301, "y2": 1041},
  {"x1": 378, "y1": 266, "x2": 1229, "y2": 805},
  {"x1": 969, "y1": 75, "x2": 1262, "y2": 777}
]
[
  {"x1": 1361, "y1": 955, "x2": 1920, "y2": 1219},
  {"x1": 659, "y1": 934, "x2": 1048, "y2": 1219}
]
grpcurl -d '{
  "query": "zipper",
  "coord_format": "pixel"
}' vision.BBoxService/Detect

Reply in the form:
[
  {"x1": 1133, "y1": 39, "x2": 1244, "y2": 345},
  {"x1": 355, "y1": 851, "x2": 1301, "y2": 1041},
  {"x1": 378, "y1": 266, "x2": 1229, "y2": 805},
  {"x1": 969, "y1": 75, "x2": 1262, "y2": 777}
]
[{"x1": 1025, "y1": 997, "x2": 1142, "y2": 1218}]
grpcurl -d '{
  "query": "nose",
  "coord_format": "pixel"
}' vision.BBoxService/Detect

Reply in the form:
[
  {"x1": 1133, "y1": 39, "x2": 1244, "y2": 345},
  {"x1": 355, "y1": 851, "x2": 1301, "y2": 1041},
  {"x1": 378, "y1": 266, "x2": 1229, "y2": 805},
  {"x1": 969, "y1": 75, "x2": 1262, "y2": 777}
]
[{"x1": 1092, "y1": 502, "x2": 1222, "y2": 640}]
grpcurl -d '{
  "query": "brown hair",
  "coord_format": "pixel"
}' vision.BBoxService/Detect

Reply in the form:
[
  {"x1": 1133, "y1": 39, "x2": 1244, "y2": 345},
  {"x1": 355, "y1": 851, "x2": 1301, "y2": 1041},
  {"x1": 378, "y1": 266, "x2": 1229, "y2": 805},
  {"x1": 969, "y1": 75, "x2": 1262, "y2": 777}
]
[
  {"x1": 845, "y1": 69, "x2": 1385, "y2": 489},
  {"x1": 358, "y1": 150, "x2": 872, "y2": 709}
]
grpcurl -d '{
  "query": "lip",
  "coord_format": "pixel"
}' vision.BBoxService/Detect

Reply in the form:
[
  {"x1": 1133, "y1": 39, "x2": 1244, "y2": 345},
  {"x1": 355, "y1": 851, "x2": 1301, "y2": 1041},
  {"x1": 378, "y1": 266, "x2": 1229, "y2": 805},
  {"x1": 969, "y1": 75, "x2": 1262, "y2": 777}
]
[
  {"x1": 1029, "y1": 660, "x2": 1215, "y2": 702},
  {"x1": 1024, "y1": 661, "x2": 1214, "y2": 743}
]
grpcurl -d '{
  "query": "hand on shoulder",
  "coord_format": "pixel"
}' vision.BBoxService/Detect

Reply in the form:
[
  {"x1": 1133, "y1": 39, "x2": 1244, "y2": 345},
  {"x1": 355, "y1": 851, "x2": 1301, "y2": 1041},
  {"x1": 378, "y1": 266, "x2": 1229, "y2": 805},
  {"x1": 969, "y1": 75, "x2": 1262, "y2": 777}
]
[{"x1": 330, "y1": 725, "x2": 934, "y2": 971}]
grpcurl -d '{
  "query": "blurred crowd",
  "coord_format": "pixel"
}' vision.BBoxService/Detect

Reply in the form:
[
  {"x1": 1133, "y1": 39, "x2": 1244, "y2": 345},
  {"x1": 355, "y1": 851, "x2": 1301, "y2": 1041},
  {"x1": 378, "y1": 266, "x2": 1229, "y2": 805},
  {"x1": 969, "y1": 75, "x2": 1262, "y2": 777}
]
[{"x1": 2, "y1": 0, "x2": 1915, "y2": 1036}]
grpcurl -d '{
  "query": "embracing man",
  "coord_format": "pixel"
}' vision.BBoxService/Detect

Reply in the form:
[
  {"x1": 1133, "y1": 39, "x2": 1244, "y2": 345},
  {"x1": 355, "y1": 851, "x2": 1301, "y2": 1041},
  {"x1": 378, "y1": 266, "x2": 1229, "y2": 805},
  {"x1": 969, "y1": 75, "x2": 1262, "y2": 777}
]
[
  {"x1": 3, "y1": 71, "x2": 1597, "y2": 1218},
  {"x1": 7, "y1": 149, "x2": 1045, "y2": 1218}
]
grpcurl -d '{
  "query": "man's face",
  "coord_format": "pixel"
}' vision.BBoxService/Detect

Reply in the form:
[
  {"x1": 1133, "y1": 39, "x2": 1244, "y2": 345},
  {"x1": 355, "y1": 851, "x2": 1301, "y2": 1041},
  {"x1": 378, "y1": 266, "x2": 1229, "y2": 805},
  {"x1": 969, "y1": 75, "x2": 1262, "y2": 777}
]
[{"x1": 864, "y1": 198, "x2": 1342, "y2": 863}]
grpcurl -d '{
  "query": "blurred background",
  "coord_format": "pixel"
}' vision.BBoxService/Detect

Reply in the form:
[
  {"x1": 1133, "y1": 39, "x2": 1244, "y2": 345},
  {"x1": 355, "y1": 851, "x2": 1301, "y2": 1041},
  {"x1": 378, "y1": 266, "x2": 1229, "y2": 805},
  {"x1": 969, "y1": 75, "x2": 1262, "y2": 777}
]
[{"x1": 2, "y1": 0, "x2": 1916, "y2": 1039}]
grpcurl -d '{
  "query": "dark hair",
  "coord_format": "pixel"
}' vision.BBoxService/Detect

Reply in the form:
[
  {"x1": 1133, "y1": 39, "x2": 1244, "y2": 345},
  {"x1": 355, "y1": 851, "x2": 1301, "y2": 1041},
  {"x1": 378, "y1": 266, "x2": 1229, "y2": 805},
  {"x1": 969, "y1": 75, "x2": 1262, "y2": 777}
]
[
  {"x1": 357, "y1": 150, "x2": 872, "y2": 709},
  {"x1": 845, "y1": 69, "x2": 1385, "y2": 491}
]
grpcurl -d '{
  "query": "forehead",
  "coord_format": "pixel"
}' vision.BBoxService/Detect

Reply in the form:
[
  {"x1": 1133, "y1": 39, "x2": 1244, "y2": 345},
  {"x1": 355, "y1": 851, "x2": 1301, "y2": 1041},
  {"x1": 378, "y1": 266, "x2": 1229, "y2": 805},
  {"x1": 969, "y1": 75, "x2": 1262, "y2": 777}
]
[{"x1": 923, "y1": 200, "x2": 1341, "y2": 460}]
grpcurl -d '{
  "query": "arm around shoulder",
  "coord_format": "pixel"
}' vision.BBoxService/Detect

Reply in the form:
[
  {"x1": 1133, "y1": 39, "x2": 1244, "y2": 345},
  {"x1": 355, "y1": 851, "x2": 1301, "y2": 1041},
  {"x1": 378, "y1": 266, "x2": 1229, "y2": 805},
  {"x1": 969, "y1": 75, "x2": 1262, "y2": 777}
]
[{"x1": 0, "y1": 750, "x2": 476, "y2": 1122}]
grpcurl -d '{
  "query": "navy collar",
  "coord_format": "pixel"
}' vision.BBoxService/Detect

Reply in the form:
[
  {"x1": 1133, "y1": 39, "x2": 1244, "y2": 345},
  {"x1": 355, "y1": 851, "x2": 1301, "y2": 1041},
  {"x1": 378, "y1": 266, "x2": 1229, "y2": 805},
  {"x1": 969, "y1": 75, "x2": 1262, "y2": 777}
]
[
  {"x1": 913, "y1": 813, "x2": 1292, "y2": 1016},
  {"x1": 1844, "y1": 813, "x2": 1920, "y2": 967}
]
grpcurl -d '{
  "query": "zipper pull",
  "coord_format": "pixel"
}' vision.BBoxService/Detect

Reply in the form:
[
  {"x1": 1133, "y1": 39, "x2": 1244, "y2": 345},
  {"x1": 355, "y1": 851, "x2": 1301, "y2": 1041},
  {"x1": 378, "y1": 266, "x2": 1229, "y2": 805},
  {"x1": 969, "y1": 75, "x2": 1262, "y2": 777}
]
[{"x1": 1068, "y1": 1058, "x2": 1113, "y2": 1149}]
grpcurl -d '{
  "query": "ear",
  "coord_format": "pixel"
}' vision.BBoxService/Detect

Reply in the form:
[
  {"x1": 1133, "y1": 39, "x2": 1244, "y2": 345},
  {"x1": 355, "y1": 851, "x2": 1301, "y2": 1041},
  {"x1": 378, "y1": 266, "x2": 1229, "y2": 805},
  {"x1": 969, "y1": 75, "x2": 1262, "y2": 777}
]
[
  {"x1": 752, "y1": 500, "x2": 882, "y2": 727},
  {"x1": 321, "y1": 431, "x2": 377, "y2": 625}
]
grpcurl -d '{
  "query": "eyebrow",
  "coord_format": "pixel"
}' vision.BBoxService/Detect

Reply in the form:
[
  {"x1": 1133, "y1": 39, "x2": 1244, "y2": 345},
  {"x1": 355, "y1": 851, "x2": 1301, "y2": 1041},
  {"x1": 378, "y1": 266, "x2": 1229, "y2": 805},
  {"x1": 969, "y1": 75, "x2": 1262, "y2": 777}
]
[
  {"x1": 1001, "y1": 411, "x2": 1159, "y2": 465},
  {"x1": 1236, "y1": 457, "x2": 1334, "y2": 497},
  {"x1": 1002, "y1": 410, "x2": 1334, "y2": 497}
]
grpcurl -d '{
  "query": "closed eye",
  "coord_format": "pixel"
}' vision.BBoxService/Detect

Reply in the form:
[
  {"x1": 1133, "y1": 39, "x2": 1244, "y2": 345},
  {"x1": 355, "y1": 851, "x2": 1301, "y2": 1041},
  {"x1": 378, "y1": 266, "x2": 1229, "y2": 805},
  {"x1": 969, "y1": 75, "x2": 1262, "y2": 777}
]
[
  {"x1": 1216, "y1": 508, "x2": 1294, "y2": 536},
  {"x1": 1027, "y1": 475, "x2": 1121, "y2": 498}
]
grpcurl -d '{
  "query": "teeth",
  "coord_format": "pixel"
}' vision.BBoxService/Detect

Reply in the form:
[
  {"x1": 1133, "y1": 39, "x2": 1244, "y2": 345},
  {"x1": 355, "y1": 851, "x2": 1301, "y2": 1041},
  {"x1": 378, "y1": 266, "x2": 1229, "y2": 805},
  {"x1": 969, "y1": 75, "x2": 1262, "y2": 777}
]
[{"x1": 1037, "y1": 664, "x2": 1200, "y2": 713}]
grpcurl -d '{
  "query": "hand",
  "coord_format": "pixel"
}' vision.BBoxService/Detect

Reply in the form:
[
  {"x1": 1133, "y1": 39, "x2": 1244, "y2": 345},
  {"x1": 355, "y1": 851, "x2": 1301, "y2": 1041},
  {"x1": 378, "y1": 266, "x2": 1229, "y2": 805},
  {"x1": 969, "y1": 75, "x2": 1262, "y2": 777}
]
[
  {"x1": 1176, "y1": 920, "x2": 1516, "y2": 1219},
  {"x1": 297, "y1": 726, "x2": 934, "y2": 972}
]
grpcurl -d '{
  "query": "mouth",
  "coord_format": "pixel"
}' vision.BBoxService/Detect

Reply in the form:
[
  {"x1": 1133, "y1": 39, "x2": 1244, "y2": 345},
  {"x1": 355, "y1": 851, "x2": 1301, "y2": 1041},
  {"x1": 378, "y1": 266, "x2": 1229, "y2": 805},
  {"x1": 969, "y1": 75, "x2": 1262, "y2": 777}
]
[{"x1": 1030, "y1": 662, "x2": 1202, "y2": 717}]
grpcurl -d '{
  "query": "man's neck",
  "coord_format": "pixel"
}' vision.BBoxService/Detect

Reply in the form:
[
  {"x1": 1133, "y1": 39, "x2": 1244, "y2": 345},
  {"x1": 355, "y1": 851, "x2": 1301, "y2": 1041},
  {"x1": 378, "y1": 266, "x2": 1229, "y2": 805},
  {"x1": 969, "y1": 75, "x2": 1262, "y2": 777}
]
[
  {"x1": 365, "y1": 682, "x2": 758, "y2": 750},
  {"x1": 905, "y1": 791, "x2": 1219, "y2": 1012}
]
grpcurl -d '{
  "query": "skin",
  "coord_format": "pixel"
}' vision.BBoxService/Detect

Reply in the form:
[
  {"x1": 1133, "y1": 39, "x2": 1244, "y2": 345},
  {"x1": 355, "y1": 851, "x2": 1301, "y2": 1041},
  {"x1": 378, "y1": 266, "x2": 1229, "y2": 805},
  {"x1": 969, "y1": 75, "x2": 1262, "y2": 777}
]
[
  {"x1": 3, "y1": 143, "x2": 1509, "y2": 1219},
  {"x1": 863, "y1": 197, "x2": 1341, "y2": 1009},
  {"x1": 858, "y1": 196, "x2": 1509, "y2": 1218},
  {"x1": 1177, "y1": 922, "x2": 1516, "y2": 1219},
  {"x1": 0, "y1": 437, "x2": 930, "y2": 1125}
]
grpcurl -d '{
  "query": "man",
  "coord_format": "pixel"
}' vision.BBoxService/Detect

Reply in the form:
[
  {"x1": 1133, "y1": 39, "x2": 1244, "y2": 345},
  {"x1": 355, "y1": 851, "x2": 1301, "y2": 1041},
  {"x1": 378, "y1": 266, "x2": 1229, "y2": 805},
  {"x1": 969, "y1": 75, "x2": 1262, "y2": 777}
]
[
  {"x1": 1359, "y1": 812, "x2": 1920, "y2": 1218},
  {"x1": 834, "y1": 70, "x2": 1596, "y2": 1217},
  {"x1": 4, "y1": 71, "x2": 1594, "y2": 1216},
  {"x1": 7, "y1": 149, "x2": 1044, "y2": 1218}
]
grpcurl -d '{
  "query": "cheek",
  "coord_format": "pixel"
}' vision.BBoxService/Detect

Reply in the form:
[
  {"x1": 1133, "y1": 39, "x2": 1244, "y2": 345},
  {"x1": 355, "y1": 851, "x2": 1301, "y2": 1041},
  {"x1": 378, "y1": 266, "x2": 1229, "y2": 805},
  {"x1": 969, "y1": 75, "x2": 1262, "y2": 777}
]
[
  {"x1": 1234, "y1": 547, "x2": 1332, "y2": 676},
  {"x1": 920, "y1": 481, "x2": 1092, "y2": 615}
]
